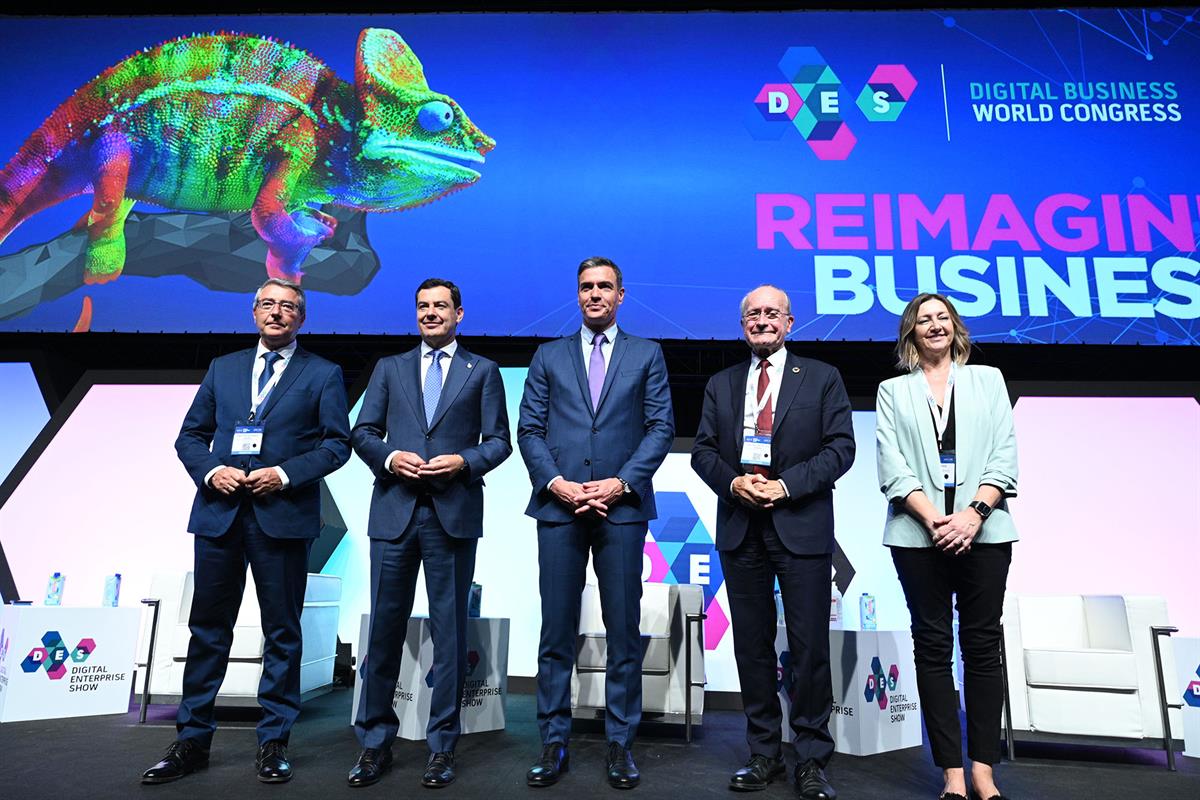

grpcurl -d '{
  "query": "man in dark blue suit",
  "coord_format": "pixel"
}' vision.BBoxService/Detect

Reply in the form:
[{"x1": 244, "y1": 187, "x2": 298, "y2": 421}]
[
  {"x1": 691, "y1": 285, "x2": 854, "y2": 799},
  {"x1": 143, "y1": 278, "x2": 351, "y2": 785},
  {"x1": 347, "y1": 278, "x2": 511, "y2": 789},
  {"x1": 518, "y1": 257, "x2": 674, "y2": 790}
]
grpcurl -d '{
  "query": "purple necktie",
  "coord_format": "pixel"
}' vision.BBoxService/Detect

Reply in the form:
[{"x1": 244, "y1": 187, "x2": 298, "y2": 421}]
[{"x1": 588, "y1": 332, "x2": 608, "y2": 411}]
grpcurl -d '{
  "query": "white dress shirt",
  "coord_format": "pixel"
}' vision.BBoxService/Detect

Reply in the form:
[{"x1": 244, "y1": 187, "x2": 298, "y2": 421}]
[
  {"x1": 385, "y1": 339, "x2": 459, "y2": 471},
  {"x1": 735, "y1": 346, "x2": 790, "y2": 498},
  {"x1": 205, "y1": 340, "x2": 297, "y2": 489},
  {"x1": 581, "y1": 322, "x2": 618, "y2": 376}
]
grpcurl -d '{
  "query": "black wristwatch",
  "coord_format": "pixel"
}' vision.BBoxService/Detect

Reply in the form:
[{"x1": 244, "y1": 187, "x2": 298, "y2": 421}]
[{"x1": 968, "y1": 500, "x2": 993, "y2": 521}]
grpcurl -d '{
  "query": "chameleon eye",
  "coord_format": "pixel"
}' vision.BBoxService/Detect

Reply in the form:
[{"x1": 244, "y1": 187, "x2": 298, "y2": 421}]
[{"x1": 418, "y1": 101, "x2": 455, "y2": 133}]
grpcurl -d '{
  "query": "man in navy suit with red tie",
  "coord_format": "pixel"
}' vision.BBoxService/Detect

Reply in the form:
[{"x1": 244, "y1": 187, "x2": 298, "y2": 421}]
[
  {"x1": 518, "y1": 257, "x2": 674, "y2": 790},
  {"x1": 143, "y1": 278, "x2": 351, "y2": 785},
  {"x1": 347, "y1": 278, "x2": 511, "y2": 789},
  {"x1": 691, "y1": 285, "x2": 854, "y2": 800}
]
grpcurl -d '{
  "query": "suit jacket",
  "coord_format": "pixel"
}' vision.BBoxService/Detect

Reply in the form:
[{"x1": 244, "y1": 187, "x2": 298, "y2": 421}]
[
  {"x1": 875, "y1": 363, "x2": 1019, "y2": 547},
  {"x1": 691, "y1": 351, "x2": 855, "y2": 555},
  {"x1": 518, "y1": 330, "x2": 674, "y2": 524},
  {"x1": 351, "y1": 344, "x2": 511, "y2": 540},
  {"x1": 176, "y1": 345, "x2": 351, "y2": 539}
]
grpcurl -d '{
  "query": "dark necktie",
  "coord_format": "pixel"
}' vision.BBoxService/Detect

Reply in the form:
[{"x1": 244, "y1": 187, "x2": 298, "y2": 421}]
[
  {"x1": 753, "y1": 360, "x2": 773, "y2": 476},
  {"x1": 424, "y1": 350, "x2": 445, "y2": 427},
  {"x1": 258, "y1": 351, "x2": 282, "y2": 395},
  {"x1": 588, "y1": 332, "x2": 608, "y2": 411}
]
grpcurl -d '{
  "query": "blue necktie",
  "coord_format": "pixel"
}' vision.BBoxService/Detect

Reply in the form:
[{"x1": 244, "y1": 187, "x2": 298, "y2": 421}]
[
  {"x1": 424, "y1": 350, "x2": 445, "y2": 427},
  {"x1": 258, "y1": 351, "x2": 282, "y2": 395}
]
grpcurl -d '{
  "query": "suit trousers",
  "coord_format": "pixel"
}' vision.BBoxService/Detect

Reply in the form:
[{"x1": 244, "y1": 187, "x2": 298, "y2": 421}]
[
  {"x1": 536, "y1": 516, "x2": 644, "y2": 748},
  {"x1": 177, "y1": 502, "x2": 312, "y2": 747},
  {"x1": 355, "y1": 499, "x2": 478, "y2": 753},
  {"x1": 891, "y1": 542, "x2": 1012, "y2": 768},
  {"x1": 721, "y1": 514, "x2": 835, "y2": 766}
]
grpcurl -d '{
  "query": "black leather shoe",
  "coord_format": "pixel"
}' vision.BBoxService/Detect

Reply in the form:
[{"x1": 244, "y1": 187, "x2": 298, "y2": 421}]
[
  {"x1": 141, "y1": 740, "x2": 210, "y2": 784},
  {"x1": 256, "y1": 740, "x2": 292, "y2": 783},
  {"x1": 730, "y1": 754, "x2": 785, "y2": 791},
  {"x1": 605, "y1": 742, "x2": 640, "y2": 790},
  {"x1": 527, "y1": 743, "x2": 569, "y2": 787},
  {"x1": 794, "y1": 760, "x2": 836, "y2": 800},
  {"x1": 348, "y1": 748, "x2": 394, "y2": 788},
  {"x1": 969, "y1": 793, "x2": 1009, "y2": 800},
  {"x1": 939, "y1": 794, "x2": 968, "y2": 800},
  {"x1": 422, "y1": 751, "x2": 456, "y2": 788}
]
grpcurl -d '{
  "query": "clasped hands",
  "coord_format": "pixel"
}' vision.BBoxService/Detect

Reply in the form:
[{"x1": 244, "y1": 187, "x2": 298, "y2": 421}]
[
  {"x1": 732, "y1": 473, "x2": 786, "y2": 509},
  {"x1": 390, "y1": 451, "x2": 465, "y2": 481},
  {"x1": 210, "y1": 466, "x2": 282, "y2": 496},
  {"x1": 927, "y1": 509, "x2": 980, "y2": 556},
  {"x1": 551, "y1": 477, "x2": 625, "y2": 518}
]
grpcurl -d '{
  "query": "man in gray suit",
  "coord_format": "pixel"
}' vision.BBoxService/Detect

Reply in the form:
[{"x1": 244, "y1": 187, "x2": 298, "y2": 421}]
[{"x1": 348, "y1": 278, "x2": 511, "y2": 789}]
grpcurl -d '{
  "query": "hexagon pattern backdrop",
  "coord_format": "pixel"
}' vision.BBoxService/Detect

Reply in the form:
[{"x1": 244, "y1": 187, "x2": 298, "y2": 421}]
[{"x1": 0, "y1": 10, "x2": 1198, "y2": 344}]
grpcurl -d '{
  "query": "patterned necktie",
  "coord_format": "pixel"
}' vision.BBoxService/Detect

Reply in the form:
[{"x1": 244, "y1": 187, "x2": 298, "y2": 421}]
[
  {"x1": 424, "y1": 350, "x2": 445, "y2": 427},
  {"x1": 588, "y1": 332, "x2": 608, "y2": 411},
  {"x1": 753, "y1": 359, "x2": 773, "y2": 476},
  {"x1": 258, "y1": 351, "x2": 282, "y2": 395}
]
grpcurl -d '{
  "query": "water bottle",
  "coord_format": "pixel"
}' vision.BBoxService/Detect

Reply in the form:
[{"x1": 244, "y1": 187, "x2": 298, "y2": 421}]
[
  {"x1": 829, "y1": 580, "x2": 843, "y2": 628},
  {"x1": 44, "y1": 572, "x2": 65, "y2": 606},
  {"x1": 103, "y1": 573, "x2": 122, "y2": 607},
  {"x1": 860, "y1": 593, "x2": 877, "y2": 630},
  {"x1": 468, "y1": 582, "x2": 482, "y2": 618}
]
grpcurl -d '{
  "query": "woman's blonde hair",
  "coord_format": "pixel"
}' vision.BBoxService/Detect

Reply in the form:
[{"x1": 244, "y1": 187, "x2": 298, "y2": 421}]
[{"x1": 894, "y1": 293, "x2": 971, "y2": 371}]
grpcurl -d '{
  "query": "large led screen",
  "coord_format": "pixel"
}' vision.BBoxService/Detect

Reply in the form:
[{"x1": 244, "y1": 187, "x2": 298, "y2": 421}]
[{"x1": 1, "y1": 11, "x2": 1197, "y2": 343}]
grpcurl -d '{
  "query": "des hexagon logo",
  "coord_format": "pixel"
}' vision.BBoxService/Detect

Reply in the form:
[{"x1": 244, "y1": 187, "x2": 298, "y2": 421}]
[{"x1": 21, "y1": 630, "x2": 95, "y2": 680}]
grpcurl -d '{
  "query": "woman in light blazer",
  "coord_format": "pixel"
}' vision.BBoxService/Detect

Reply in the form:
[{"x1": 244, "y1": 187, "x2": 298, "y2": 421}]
[{"x1": 875, "y1": 293, "x2": 1018, "y2": 800}]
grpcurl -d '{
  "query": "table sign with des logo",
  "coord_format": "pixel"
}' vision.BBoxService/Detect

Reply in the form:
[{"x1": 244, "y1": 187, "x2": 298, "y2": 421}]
[{"x1": 0, "y1": 605, "x2": 140, "y2": 722}]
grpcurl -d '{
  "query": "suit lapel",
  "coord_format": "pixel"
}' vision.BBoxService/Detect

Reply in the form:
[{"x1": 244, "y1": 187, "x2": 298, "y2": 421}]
[
  {"x1": 428, "y1": 345, "x2": 474, "y2": 431},
  {"x1": 569, "y1": 334, "x2": 595, "y2": 419},
  {"x1": 951, "y1": 365, "x2": 968, "y2": 475},
  {"x1": 729, "y1": 362, "x2": 750, "y2": 452},
  {"x1": 595, "y1": 332, "x2": 628, "y2": 413},
  {"x1": 397, "y1": 347, "x2": 426, "y2": 430},
  {"x1": 908, "y1": 370, "x2": 943, "y2": 480},
  {"x1": 771, "y1": 352, "x2": 807, "y2": 432},
  {"x1": 237, "y1": 349, "x2": 255, "y2": 419},
  {"x1": 257, "y1": 347, "x2": 308, "y2": 420}
]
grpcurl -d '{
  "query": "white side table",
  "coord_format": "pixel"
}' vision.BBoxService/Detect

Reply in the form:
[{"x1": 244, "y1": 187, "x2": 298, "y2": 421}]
[
  {"x1": 775, "y1": 625, "x2": 922, "y2": 755},
  {"x1": 350, "y1": 615, "x2": 510, "y2": 741},
  {"x1": 0, "y1": 605, "x2": 140, "y2": 722},
  {"x1": 1173, "y1": 636, "x2": 1200, "y2": 759}
]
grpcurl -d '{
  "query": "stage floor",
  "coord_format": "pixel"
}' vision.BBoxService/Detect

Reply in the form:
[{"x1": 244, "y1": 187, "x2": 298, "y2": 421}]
[{"x1": 0, "y1": 689, "x2": 1196, "y2": 799}]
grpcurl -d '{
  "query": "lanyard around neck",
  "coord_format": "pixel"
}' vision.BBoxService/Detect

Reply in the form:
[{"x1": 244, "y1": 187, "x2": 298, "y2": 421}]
[
  {"x1": 917, "y1": 362, "x2": 956, "y2": 444},
  {"x1": 250, "y1": 357, "x2": 286, "y2": 420}
]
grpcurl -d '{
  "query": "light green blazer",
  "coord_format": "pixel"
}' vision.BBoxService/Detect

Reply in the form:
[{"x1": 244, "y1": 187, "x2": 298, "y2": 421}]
[{"x1": 875, "y1": 364, "x2": 1019, "y2": 547}]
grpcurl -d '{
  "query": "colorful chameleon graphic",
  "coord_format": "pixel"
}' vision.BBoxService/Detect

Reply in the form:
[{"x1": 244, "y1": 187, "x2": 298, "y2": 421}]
[{"x1": 0, "y1": 28, "x2": 494, "y2": 285}]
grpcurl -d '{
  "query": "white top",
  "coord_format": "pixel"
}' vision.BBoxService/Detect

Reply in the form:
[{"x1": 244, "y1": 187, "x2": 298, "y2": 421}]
[
  {"x1": 742, "y1": 346, "x2": 787, "y2": 435},
  {"x1": 420, "y1": 338, "x2": 458, "y2": 388}
]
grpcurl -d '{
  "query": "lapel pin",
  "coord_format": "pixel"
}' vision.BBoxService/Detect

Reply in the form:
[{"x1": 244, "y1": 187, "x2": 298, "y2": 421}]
[
  {"x1": 467, "y1": 362, "x2": 474, "y2": 369},
  {"x1": 792, "y1": 366, "x2": 800, "y2": 373}
]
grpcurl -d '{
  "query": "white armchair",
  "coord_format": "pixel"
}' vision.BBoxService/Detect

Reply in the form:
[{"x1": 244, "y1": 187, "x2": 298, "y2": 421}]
[
  {"x1": 136, "y1": 570, "x2": 341, "y2": 708},
  {"x1": 571, "y1": 582, "x2": 706, "y2": 735},
  {"x1": 1002, "y1": 594, "x2": 1181, "y2": 743}
]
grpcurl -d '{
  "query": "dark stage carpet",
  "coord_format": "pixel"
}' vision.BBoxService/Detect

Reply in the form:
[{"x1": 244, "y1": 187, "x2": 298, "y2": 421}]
[{"x1": 0, "y1": 689, "x2": 1196, "y2": 799}]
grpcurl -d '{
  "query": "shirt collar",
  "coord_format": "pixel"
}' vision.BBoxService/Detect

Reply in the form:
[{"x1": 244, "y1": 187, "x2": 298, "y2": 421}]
[
  {"x1": 750, "y1": 346, "x2": 788, "y2": 371},
  {"x1": 421, "y1": 338, "x2": 458, "y2": 360},
  {"x1": 581, "y1": 323, "x2": 618, "y2": 345},
  {"x1": 256, "y1": 339, "x2": 298, "y2": 361}
]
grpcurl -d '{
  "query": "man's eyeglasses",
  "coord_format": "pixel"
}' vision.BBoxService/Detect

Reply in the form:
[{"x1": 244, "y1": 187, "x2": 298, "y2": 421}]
[
  {"x1": 257, "y1": 299, "x2": 300, "y2": 315},
  {"x1": 742, "y1": 309, "x2": 787, "y2": 322}
]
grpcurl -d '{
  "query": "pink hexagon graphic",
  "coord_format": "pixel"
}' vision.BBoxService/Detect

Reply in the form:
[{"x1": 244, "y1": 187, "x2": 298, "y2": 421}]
[
  {"x1": 754, "y1": 83, "x2": 803, "y2": 121},
  {"x1": 704, "y1": 597, "x2": 730, "y2": 649},
  {"x1": 807, "y1": 123, "x2": 857, "y2": 160},
  {"x1": 869, "y1": 65, "x2": 917, "y2": 101},
  {"x1": 642, "y1": 540, "x2": 671, "y2": 584},
  {"x1": 47, "y1": 661, "x2": 69, "y2": 680}
]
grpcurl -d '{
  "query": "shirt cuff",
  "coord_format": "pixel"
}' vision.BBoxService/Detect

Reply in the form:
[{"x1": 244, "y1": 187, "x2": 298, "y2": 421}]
[
  {"x1": 203, "y1": 466, "x2": 222, "y2": 488},
  {"x1": 274, "y1": 466, "x2": 290, "y2": 488},
  {"x1": 385, "y1": 450, "x2": 402, "y2": 473},
  {"x1": 547, "y1": 475, "x2": 562, "y2": 491},
  {"x1": 778, "y1": 478, "x2": 789, "y2": 498}
]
